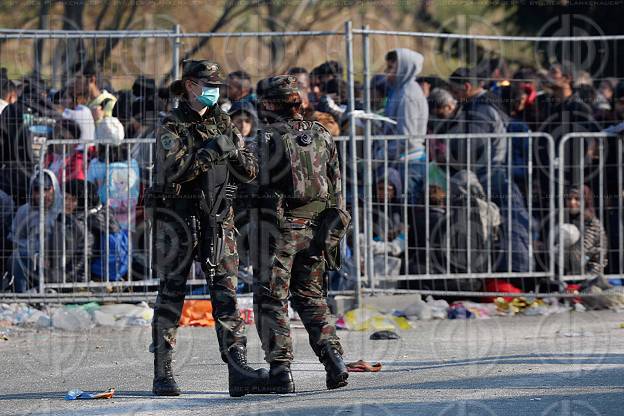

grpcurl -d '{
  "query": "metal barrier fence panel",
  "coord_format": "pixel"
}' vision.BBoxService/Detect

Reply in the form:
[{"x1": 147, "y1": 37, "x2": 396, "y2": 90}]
[
  {"x1": 0, "y1": 23, "x2": 623, "y2": 302},
  {"x1": 558, "y1": 132, "x2": 623, "y2": 283},
  {"x1": 352, "y1": 132, "x2": 557, "y2": 296},
  {"x1": 350, "y1": 25, "x2": 624, "y2": 300}
]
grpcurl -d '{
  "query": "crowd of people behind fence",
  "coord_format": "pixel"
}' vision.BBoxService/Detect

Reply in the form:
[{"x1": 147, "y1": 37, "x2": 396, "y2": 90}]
[{"x1": 0, "y1": 46, "x2": 623, "y2": 294}]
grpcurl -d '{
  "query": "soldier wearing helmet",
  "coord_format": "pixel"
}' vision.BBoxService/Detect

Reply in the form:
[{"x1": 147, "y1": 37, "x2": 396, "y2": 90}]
[
  {"x1": 254, "y1": 75, "x2": 350, "y2": 393},
  {"x1": 148, "y1": 60, "x2": 267, "y2": 397}
]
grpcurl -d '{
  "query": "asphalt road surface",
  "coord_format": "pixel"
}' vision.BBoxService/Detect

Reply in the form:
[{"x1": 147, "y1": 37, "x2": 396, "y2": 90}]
[{"x1": 1, "y1": 310, "x2": 624, "y2": 415}]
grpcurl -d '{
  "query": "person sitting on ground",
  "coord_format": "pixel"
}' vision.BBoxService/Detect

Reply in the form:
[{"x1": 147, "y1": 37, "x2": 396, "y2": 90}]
[
  {"x1": 7, "y1": 170, "x2": 63, "y2": 292},
  {"x1": 366, "y1": 168, "x2": 406, "y2": 277},
  {"x1": 78, "y1": 179, "x2": 129, "y2": 282},
  {"x1": 561, "y1": 185, "x2": 608, "y2": 282},
  {"x1": 47, "y1": 178, "x2": 93, "y2": 285},
  {"x1": 408, "y1": 184, "x2": 447, "y2": 277}
]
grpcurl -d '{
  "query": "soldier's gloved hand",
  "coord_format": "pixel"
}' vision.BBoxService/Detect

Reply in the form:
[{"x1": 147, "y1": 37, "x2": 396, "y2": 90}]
[
  {"x1": 196, "y1": 147, "x2": 219, "y2": 170},
  {"x1": 203, "y1": 135, "x2": 238, "y2": 159}
]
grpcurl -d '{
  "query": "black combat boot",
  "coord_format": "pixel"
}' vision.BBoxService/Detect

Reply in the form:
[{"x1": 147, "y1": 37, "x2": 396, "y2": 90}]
[
  {"x1": 321, "y1": 347, "x2": 348, "y2": 390},
  {"x1": 267, "y1": 362, "x2": 295, "y2": 394},
  {"x1": 153, "y1": 350, "x2": 181, "y2": 396},
  {"x1": 227, "y1": 345, "x2": 270, "y2": 397}
]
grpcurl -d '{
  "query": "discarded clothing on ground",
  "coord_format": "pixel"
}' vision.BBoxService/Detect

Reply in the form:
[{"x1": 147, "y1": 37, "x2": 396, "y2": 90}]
[
  {"x1": 347, "y1": 360, "x2": 383, "y2": 372},
  {"x1": 65, "y1": 388, "x2": 115, "y2": 400}
]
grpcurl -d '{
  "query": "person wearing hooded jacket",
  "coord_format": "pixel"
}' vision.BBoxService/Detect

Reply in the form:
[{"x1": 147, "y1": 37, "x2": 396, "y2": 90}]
[
  {"x1": 368, "y1": 167, "x2": 406, "y2": 276},
  {"x1": 6, "y1": 169, "x2": 63, "y2": 292},
  {"x1": 229, "y1": 100, "x2": 260, "y2": 292},
  {"x1": 377, "y1": 48, "x2": 429, "y2": 204},
  {"x1": 47, "y1": 179, "x2": 93, "y2": 285}
]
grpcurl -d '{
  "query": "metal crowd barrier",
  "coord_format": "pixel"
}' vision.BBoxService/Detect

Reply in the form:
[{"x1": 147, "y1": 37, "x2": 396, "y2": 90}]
[
  {"x1": 1, "y1": 130, "x2": 621, "y2": 302},
  {"x1": 557, "y1": 132, "x2": 623, "y2": 283},
  {"x1": 339, "y1": 132, "x2": 559, "y2": 297},
  {"x1": 1, "y1": 23, "x2": 623, "y2": 303}
]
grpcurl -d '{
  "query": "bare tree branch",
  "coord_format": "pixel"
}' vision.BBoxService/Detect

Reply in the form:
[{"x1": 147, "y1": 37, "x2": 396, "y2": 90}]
[
  {"x1": 281, "y1": 5, "x2": 349, "y2": 72},
  {"x1": 94, "y1": 0, "x2": 112, "y2": 31},
  {"x1": 160, "y1": 0, "x2": 249, "y2": 85},
  {"x1": 97, "y1": 2, "x2": 138, "y2": 69},
  {"x1": 59, "y1": 0, "x2": 87, "y2": 82},
  {"x1": 33, "y1": 0, "x2": 51, "y2": 76}
]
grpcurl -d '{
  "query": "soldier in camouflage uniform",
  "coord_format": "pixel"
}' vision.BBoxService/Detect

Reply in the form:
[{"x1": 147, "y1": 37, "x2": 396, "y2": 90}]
[
  {"x1": 254, "y1": 75, "x2": 349, "y2": 393},
  {"x1": 148, "y1": 60, "x2": 267, "y2": 397}
]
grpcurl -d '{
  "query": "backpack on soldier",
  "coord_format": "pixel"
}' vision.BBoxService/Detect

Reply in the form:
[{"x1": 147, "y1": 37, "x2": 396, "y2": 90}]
[{"x1": 278, "y1": 120, "x2": 333, "y2": 204}]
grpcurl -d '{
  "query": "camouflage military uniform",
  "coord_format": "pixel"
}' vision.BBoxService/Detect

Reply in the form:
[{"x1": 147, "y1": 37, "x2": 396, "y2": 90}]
[
  {"x1": 149, "y1": 98, "x2": 257, "y2": 359},
  {"x1": 253, "y1": 91, "x2": 345, "y2": 365}
]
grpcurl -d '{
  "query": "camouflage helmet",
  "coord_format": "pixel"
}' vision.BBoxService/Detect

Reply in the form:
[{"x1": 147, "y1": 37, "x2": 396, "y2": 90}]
[
  {"x1": 257, "y1": 75, "x2": 300, "y2": 99},
  {"x1": 181, "y1": 60, "x2": 226, "y2": 86}
]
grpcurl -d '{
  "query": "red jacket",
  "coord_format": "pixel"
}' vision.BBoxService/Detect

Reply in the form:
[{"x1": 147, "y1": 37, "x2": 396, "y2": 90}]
[{"x1": 45, "y1": 150, "x2": 85, "y2": 182}]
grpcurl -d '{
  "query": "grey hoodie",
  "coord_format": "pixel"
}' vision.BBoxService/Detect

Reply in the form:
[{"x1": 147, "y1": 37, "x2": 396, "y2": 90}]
[
  {"x1": 10, "y1": 169, "x2": 63, "y2": 256},
  {"x1": 381, "y1": 48, "x2": 429, "y2": 160}
]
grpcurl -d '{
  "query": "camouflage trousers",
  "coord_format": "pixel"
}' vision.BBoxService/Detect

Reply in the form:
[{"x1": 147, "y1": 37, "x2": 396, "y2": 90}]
[
  {"x1": 150, "y1": 208, "x2": 245, "y2": 360},
  {"x1": 253, "y1": 221, "x2": 342, "y2": 364}
]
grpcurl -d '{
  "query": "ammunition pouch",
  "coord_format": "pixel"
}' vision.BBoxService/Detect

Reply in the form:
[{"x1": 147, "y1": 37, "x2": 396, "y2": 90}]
[
  {"x1": 283, "y1": 200, "x2": 327, "y2": 220},
  {"x1": 314, "y1": 207, "x2": 351, "y2": 271}
]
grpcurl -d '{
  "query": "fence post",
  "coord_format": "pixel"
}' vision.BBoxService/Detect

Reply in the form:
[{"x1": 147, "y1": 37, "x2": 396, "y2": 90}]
[
  {"x1": 172, "y1": 24, "x2": 181, "y2": 81},
  {"x1": 345, "y1": 21, "x2": 362, "y2": 307},
  {"x1": 38, "y1": 158, "x2": 45, "y2": 294},
  {"x1": 362, "y1": 25, "x2": 375, "y2": 290}
]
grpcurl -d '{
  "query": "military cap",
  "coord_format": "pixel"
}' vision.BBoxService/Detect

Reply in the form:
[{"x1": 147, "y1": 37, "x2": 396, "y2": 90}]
[
  {"x1": 256, "y1": 75, "x2": 299, "y2": 99},
  {"x1": 181, "y1": 60, "x2": 226, "y2": 86}
]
